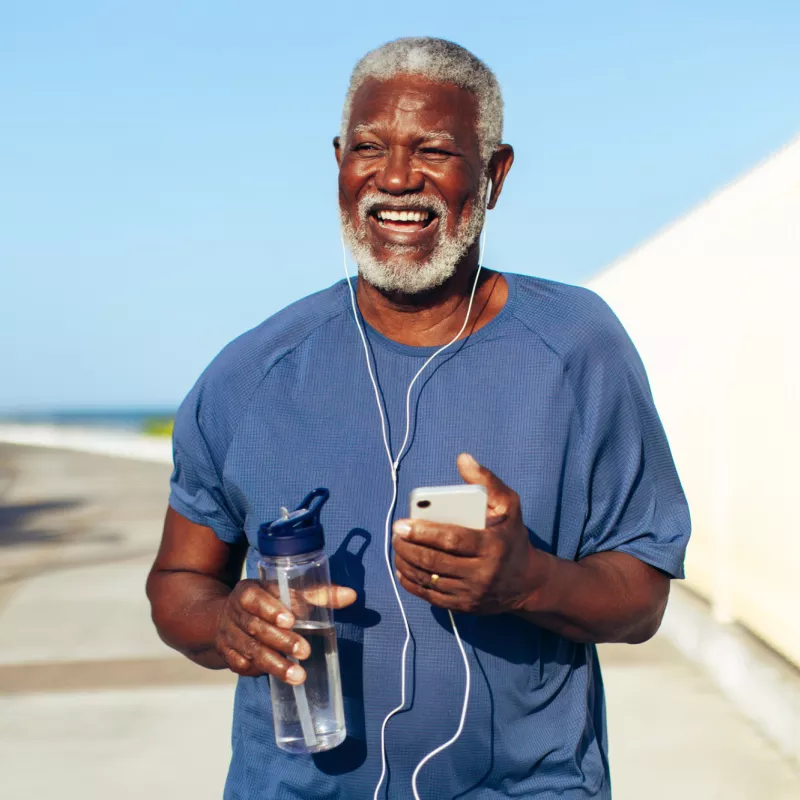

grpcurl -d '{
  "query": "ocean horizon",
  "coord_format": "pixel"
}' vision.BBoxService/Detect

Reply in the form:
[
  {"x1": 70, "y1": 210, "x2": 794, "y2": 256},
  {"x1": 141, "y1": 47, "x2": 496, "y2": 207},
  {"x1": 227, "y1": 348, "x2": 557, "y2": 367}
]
[{"x1": 0, "y1": 408, "x2": 177, "y2": 431}]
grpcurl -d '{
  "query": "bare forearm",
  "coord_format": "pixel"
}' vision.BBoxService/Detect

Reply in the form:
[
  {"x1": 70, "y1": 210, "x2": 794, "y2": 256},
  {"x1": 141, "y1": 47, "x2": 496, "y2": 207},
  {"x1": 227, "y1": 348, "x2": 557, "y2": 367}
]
[
  {"x1": 146, "y1": 571, "x2": 231, "y2": 669},
  {"x1": 514, "y1": 549, "x2": 669, "y2": 644}
]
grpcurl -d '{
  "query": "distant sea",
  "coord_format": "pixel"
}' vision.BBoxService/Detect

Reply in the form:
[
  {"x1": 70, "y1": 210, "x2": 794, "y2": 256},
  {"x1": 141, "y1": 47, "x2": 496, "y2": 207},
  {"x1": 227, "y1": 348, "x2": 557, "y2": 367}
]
[{"x1": 0, "y1": 409, "x2": 177, "y2": 432}]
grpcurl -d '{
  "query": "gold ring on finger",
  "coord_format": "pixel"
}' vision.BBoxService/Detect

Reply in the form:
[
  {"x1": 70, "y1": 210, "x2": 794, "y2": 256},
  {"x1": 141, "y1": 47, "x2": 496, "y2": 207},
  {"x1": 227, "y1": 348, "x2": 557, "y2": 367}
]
[{"x1": 430, "y1": 573, "x2": 440, "y2": 586}]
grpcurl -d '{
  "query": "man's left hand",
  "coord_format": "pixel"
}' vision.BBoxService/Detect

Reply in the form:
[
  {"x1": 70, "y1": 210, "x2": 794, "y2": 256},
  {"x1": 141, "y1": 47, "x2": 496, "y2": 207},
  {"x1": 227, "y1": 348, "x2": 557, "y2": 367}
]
[{"x1": 392, "y1": 453, "x2": 547, "y2": 614}]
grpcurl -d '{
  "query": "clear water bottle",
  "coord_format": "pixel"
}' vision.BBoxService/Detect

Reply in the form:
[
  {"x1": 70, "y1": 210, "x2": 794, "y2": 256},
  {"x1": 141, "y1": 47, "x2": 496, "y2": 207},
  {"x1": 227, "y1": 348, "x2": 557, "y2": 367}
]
[{"x1": 257, "y1": 488, "x2": 346, "y2": 754}]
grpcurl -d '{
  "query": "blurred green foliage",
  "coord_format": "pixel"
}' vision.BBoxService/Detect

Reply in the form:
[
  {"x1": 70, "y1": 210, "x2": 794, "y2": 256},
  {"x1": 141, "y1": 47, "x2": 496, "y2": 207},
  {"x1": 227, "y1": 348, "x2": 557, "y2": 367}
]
[{"x1": 142, "y1": 418, "x2": 174, "y2": 437}]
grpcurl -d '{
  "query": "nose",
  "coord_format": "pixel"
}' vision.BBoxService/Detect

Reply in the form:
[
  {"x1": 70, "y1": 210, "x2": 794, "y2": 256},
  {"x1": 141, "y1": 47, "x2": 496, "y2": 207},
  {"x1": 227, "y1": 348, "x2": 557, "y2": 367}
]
[{"x1": 374, "y1": 145, "x2": 424, "y2": 195}]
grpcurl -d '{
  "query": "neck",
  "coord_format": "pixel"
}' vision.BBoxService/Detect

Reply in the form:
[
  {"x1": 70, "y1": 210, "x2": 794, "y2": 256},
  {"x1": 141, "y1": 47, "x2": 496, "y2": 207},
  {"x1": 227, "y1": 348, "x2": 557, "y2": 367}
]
[{"x1": 354, "y1": 247, "x2": 508, "y2": 347}]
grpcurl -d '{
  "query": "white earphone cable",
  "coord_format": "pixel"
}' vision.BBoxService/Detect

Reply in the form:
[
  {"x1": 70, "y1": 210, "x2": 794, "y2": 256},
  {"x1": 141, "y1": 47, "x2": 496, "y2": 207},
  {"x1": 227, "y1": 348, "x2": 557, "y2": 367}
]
[
  {"x1": 342, "y1": 191, "x2": 489, "y2": 800},
  {"x1": 341, "y1": 244, "x2": 413, "y2": 800}
]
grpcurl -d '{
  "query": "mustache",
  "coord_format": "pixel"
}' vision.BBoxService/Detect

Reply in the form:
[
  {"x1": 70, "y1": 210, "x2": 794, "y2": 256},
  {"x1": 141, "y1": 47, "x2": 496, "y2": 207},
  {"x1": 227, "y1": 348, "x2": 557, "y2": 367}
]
[{"x1": 356, "y1": 192, "x2": 449, "y2": 221}]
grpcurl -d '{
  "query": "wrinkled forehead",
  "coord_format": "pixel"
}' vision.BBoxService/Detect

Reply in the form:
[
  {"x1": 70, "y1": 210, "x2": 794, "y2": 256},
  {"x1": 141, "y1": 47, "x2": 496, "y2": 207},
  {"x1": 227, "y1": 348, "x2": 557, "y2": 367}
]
[{"x1": 346, "y1": 75, "x2": 480, "y2": 150}]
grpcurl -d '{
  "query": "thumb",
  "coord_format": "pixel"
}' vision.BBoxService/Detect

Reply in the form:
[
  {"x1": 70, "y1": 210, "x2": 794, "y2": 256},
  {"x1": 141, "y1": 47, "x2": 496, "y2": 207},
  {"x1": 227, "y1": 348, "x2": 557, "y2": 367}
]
[
  {"x1": 457, "y1": 453, "x2": 514, "y2": 514},
  {"x1": 302, "y1": 584, "x2": 358, "y2": 609}
]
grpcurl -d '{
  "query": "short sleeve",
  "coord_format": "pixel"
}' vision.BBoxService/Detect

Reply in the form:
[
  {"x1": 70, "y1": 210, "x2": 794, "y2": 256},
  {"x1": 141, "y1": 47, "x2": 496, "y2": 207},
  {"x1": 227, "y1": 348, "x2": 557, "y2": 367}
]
[
  {"x1": 168, "y1": 381, "x2": 245, "y2": 544},
  {"x1": 575, "y1": 317, "x2": 691, "y2": 578}
]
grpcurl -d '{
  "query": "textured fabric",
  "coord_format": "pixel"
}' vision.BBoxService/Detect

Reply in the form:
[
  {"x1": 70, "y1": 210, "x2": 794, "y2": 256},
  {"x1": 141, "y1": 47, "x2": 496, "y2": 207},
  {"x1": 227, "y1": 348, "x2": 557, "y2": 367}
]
[{"x1": 169, "y1": 272, "x2": 690, "y2": 799}]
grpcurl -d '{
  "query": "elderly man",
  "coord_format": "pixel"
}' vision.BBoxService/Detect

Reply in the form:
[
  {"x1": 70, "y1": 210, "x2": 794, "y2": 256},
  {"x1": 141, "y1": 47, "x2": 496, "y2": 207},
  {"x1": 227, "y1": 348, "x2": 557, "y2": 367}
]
[{"x1": 147, "y1": 37, "x2": 690, "y2": 799}]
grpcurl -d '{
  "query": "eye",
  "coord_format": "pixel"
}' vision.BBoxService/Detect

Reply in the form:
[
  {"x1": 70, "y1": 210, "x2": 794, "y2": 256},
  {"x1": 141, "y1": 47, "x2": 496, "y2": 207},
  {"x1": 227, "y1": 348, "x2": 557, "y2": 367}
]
[
  {"x1": 418, "y1": 147, "x2": 454, "y2": 161},
  {"x1": 353, "y1": 143, "x2": 383, "y2": 156}
]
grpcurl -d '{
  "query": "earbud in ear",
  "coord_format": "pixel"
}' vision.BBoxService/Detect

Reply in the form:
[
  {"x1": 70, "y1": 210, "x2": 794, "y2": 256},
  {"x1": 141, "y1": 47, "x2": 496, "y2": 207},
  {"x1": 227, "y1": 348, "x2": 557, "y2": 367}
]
[{"x1": 486, "y1": 179, "x2": 493, "y2": 209}]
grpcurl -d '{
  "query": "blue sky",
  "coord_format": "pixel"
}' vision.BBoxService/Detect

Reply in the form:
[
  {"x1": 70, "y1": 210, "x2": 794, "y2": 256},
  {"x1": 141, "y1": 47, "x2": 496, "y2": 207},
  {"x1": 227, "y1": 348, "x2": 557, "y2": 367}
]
[{"x1": 2, "y1": 1, "x2": 799, "y2": 411}]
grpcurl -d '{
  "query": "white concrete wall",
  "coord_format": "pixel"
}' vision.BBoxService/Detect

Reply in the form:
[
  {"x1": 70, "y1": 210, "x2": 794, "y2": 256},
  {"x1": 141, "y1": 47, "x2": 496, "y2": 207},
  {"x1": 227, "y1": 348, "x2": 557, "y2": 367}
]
[{"x1": 587, "y1": 135, "x2": 800, "y2": 668}]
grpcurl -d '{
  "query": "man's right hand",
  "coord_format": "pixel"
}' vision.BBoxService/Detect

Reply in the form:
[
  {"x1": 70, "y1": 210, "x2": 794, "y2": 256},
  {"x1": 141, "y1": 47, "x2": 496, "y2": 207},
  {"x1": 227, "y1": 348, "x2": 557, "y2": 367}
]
[
  {"x1": 147, "y1": 510, "x2": 357, "y2": 681},
  {"x1": 214, "y1": 579, "x2": 356, "y2": 685}
]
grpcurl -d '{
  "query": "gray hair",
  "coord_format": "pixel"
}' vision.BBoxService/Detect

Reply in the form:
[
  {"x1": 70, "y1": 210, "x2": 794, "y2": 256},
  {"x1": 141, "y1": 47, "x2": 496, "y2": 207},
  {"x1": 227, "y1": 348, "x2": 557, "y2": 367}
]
[{"x1": 340, "y1": 37, "x2": 503, "y2": 165}]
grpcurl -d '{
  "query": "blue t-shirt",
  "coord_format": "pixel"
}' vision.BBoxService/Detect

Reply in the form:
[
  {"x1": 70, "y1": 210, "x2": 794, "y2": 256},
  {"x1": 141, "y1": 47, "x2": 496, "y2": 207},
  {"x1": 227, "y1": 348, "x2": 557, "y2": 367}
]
[{"x1": 169, "y1": 273, "x2": 690, "y2": 799}]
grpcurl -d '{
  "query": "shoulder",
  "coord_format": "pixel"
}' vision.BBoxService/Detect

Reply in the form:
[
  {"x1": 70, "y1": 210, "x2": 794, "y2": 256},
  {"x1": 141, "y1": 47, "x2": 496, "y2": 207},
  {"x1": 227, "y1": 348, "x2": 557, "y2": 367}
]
[
  {"x1": 508, "y1": 273, "x2": 645, "y2": 380},
  {"x1": 201, "y1": 280, "x2": 349, "y2": 393},
  {"x1": 176, "y1": 281, "x2": 349, "y2": 444},
  {"x1": 509, "y1": 273, "x2": 629, "y2": 356}
]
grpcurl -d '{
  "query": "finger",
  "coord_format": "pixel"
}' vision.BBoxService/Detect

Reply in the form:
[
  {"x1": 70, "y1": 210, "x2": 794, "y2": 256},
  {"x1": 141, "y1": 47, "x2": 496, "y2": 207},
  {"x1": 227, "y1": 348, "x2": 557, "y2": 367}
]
[
  {"x1": 234, "y1": 609, "x2": 311, "y2": 659},
  {"x1": 457, "y1": 453, "x2": 514, "y2": 516},
  {"x1": 301, "y1": 584, "x2": 358, "y2": 609},
  {"x1": 393, "y1": 519, "x2": 481, "y2": 557},
  {"x1": 394, "y1": 554, "x2": 460, "y2": 596},
  {"x1": 225, "y1": 626, "x2": 307, "y2": 685},
  {"x1": 392, "y1": 536, "x2": 475, "y2": 578},
  {"x1": 218, "y1": 644, "x2": 261, "y2": 677},
  {"x1": 238, "y1": 582, "x2": 295, "y2": 629},
  {"x1": 395, "y1": 570, "x2": 461, "y2": 611}
]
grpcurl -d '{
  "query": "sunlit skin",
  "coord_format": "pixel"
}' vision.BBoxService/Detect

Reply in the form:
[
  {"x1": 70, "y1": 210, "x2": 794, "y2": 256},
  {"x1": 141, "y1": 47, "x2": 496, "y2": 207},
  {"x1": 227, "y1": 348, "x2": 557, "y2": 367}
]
[
  {"x1": 335, "y1": 74, "x2": 514, "y2": 347},
  {"x1": 146, "y1": 74, "x2": 670, "y2": 691}
]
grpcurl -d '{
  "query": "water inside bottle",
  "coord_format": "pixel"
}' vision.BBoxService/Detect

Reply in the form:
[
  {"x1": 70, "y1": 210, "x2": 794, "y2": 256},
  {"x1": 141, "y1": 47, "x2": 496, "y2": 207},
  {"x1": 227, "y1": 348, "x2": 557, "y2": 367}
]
[{"x1": 270, "y1": 621, "x2": 346, "y2": 753}]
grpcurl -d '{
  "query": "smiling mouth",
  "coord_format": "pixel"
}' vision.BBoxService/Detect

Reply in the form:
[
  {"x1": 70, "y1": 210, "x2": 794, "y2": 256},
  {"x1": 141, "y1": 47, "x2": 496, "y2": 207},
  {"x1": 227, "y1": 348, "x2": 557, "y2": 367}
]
[{"x1": 369, "y1": 207, "x2": 437, "y2": 233}]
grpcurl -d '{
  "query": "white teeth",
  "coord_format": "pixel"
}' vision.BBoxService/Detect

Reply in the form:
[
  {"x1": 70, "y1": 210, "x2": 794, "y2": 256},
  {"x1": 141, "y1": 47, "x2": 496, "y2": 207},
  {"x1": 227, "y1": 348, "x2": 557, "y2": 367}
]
[{"x1": 375, "y1": 209, "x2": 430, "y2": 222}]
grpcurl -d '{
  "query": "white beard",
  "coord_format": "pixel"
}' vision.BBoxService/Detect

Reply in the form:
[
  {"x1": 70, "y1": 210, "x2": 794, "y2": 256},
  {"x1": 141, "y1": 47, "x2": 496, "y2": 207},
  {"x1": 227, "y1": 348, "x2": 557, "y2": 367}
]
[{"x1": 339, "y1": 177, "x2": 487, "y2": 295}]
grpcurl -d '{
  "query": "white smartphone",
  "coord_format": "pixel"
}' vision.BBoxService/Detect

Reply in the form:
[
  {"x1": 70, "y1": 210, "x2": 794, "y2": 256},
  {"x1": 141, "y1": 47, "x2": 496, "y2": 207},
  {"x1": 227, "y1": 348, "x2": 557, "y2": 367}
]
[{"x1": 409, "y1": 485, "x2": 488, "y2": 529}]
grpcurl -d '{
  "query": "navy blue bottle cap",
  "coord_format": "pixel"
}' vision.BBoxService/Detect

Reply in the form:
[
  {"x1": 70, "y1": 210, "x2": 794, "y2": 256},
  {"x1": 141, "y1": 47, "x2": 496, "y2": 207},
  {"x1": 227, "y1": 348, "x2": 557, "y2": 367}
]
[{"x1": 257, "y1": 488, "x2": 329, "y2": 557}]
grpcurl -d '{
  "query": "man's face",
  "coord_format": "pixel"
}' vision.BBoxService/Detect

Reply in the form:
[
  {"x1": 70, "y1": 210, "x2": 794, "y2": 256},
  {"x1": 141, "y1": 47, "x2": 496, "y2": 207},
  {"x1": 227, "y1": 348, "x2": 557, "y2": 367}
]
[{"x1": 336, "y1": 75, "x2": 487, "y2": 295}]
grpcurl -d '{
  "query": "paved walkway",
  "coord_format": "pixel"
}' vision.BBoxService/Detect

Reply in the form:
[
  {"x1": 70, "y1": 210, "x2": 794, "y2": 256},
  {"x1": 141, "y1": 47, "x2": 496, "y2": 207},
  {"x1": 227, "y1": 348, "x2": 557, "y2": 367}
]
[{"x1": 1, "y1": 443, "x2": 798, "y2": 799}]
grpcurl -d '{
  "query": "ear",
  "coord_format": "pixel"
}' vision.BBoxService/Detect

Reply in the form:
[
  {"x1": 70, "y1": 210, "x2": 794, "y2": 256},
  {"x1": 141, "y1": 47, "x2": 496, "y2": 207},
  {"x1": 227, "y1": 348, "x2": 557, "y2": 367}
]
[
  {"x1": 486, "y1": 144, "x2": 514, "y2": 210},
  {"x1": 333, "y1": 136, "x2": 343, "y2": 167}
]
